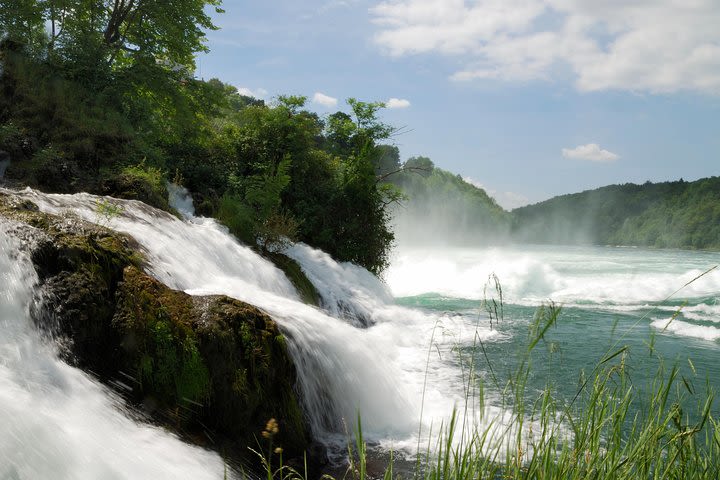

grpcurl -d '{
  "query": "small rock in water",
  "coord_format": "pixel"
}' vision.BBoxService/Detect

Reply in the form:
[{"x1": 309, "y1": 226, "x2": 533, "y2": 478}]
[
  {"x1": 0, "y1": 152, "x2": 11, "y2": 180},
  {"x1": 10, "y1": 198, "x2": 39, "y2": 211}
]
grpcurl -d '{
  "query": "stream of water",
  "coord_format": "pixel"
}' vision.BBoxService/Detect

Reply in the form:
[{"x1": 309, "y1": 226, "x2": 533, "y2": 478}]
[{"x1": 2, "y1": 188, "x2": 719, "y2": 477}]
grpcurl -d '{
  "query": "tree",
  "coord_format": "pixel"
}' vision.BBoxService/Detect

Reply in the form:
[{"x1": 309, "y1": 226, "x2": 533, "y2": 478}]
[
  {"x1": 0, "y1": 1, "x2": 46, "y2": 54},
  {"x1": 372, "y1": 144, "x2": 400, "y2": 177},
  {"x1": 0, "y1": 0, "x2": 222, "y2": 71}
]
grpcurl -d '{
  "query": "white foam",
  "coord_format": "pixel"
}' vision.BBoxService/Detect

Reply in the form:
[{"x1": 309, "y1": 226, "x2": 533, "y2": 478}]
[
  {"x1": 651, "y1": 317, "x2": 720, "y2": 342},
  {"x1": 0, "y1": 224, "x2": 226, "y2": 479},
  {"x1": 283, "y1": 242, "x2": 393, "y2": 325},
  {"x1": 387, "y1": 246, "x2": 720, "y2": 307},
  {"x1": 167, "y1": 182, "x2": 196, "y2": 219}
]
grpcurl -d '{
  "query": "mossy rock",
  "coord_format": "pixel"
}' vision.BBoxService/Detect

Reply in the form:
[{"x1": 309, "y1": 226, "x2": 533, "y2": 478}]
[
  {"x1": 100, "y1": 171, "x2": 172, "y2": 213},
  {"x1": 112, "y1": 266, "x2": 308, "y2": 453},
  {"x1": 265, "y1": 251, "x2": 319, "y2": 306},
  {"x1": 0, "y1": 192, "x2": 311, "y2": 462},
  {"x1": 192, "y1": 294, "x2": 308, "y2": 452},
  {"x1": 1, "y1": 191, "x2": 145, "y2": 374},
  {"x1": 113, "y1": 266, "x2": 211, "y2": 409}
]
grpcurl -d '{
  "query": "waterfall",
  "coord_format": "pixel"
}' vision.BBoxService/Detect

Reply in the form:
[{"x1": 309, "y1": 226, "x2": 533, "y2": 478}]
[
  {"x1": 5, "y1": 186, "x2": 516, "y2": 462},
  {"x1": 0, "y1": 223, "x2": 226, "y2": 479},
  {"x1": 282, "y1": 242, "x2": 394, "y2": 326},
  {"x1": 12, "y1": 188, "x2": 419, "y2": 441}
]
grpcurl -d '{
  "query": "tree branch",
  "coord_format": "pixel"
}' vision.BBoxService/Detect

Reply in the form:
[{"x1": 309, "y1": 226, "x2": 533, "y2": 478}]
[{"x1": 375, "y1": 165, "x2": 432, "y2": 184}]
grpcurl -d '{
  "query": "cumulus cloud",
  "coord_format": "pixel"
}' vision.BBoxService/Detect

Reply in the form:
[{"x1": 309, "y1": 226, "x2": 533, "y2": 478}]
[
  {"x1": 370, "y1": 0, "x2": 720, "y2": 94},
  {"x1": 312, "y1": 92, "x2": 338, "y2": 107},
  {"x1": 463, "y1": 177, "x2": 530, "y2": 209},
  {"x1": 562, "y1": 143, "x2": 619, "y2": 162},
  {"x1": 463, "y1": 176, "x2": 486, "y2": 190},
  {"x1": 386, "y1": 97, "x2": 411, "y2": 108},
  {"x1": 237, "y1": 87, "x2": 268, "y2": 99}
]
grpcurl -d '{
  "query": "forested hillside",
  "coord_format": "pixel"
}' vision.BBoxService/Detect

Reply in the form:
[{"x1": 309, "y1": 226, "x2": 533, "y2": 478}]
[
  {"x1": 512, "y1": 177, "x2": 720, "y2": 249},
  {"x1": 385, "y1": 157, "x2": 511, "y2": 245},
  {"x1": 390, "y1": 172, "x2": 720, "y2": 251}
]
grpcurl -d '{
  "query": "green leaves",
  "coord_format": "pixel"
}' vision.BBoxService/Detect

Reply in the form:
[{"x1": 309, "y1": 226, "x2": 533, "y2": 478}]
[
  {"x1": 1, "y1": 0, "x2": 220, "y2": 72},
  {"x1": 1, "y1": 8, "x2": 399, "y2": 274}
]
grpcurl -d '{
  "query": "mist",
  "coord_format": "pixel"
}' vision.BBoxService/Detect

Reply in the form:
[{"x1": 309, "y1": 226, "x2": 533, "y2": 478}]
[
  {"x1": 387, "y1": 165, "x2": 511, "y2": 249},
  {"x1": 388, "y1": 174, "x2": 719, "y2": 252}
]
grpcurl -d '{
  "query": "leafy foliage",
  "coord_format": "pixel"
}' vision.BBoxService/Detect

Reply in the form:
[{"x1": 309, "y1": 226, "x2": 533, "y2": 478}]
[
  {"x1": 512, "y1": 177, "x2": 720, "y2": 249},
  {"x1": 0, "y1": 6, "x2": 402, "y2": 273},
  {"x1": 0, "y1": 0, "x2": 221, "y2": 71}
]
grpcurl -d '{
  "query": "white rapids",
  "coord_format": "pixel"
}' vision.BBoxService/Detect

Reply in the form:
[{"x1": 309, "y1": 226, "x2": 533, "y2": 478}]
[{"x1": 0, "y1": 223, "x2": 227, "y2": 480}]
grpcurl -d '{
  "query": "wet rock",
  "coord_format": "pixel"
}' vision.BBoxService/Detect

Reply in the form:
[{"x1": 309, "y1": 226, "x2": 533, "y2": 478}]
[
  {"x1": 0, "y1": 190, "x2": 313, "y2": 467},
  {"x1": 265, "y1": 251, "x2": 320, "y2": 306},
  {"x1": 114, "y1": 266, "x2": 309, "y2": 455},
  {"x1": 101, "y1": 173, "x2": 172, "y2": 213}
]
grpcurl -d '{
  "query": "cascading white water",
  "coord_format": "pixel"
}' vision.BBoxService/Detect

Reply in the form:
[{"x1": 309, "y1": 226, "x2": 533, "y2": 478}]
[
  {"x1": 387, "y1": 245, "x2": 720, "y2": 306},
  {"x1": 167, "y1": 182, "x2": 196, "y2": 219},
  {"x1": 11, "y1": 189, "x2": 416, "y2": 438},
  {"x1": 282, "y1": 242, "x2": 394, "y2": 326},
  {"x1": 8, "y1": 186, "x2": 514, "y2": 459},
  {"x1": 0, "y1": 223, "x2": 227, "y2": 479}
]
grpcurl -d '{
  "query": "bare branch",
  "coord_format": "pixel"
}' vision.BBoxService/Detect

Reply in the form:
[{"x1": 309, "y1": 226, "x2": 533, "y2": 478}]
[{"x1": 375, "y1": 165, "x2": 432, "y2": 184}]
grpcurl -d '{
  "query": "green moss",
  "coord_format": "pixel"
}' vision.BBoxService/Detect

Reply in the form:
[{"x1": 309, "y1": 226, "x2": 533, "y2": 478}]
[
  {"x1": 197, "y1": 296, "x2": 310, "y2": 453},
  {"x1": 232, "y1": 368, "x2": 249, "y2": 398},
  {"x1": 265, "y1": 252, "x2": 319, "y2": 306},
  {"x1": 115, "y1": 266, "x2": 211, "y2": 407},
  {"x1": 112, "y1": 267, "x2": 310, "y2": 453},
  {"x1": 1, "y1": 196, "x2": 310, "y2": 458},
  {"x1": 278, "y1": 387, "x2": 307, "y2": 450},
  {"x1": 142, "y1": 319, "x2": 210, "y2": 404},
  {"x1": 99, "y1": 163, "x2": 173, "y2": 213},
  {"x1": 176, "y1": 338, "x2": 211, "y2": 403}
]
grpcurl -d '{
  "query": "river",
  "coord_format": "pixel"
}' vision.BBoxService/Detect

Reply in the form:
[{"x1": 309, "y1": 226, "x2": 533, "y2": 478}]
[{"x1": 2, "y1": 188, "x2": 718, "y2": 477}]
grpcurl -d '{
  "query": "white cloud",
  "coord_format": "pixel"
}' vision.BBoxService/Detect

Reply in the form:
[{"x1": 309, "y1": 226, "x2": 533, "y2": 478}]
[
  {"x1": 463, "y1": 177, "x2": 530, "y2": 209},
  {"x1": 318, "y1": 0, "x2": 354, "y2": 14},
  {"x1": 370, "y1": 0, "x2": 720, "y2": 94},
  {"x1": 312, "y1": 92, "x2": 339, "y2": 107},
  {"x1": 237, "y1": 87, "x2": 268, "y2": 99},
  {"x1": 562, "y1": 143, "x2": 619, "y2": 162},
  {"x1": 499, "y1": 191, "x2": 531, "y2": 210},
  {"x1": 386, "y1": 97, "x2": 411, "y2": 108},
  {"x1": 462, "y1": 176, "x2": 485, "y2": 190}
]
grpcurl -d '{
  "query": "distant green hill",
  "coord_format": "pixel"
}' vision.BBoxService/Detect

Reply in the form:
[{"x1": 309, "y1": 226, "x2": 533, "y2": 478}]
[
  {"x1": 512, "y1": 177, "x2": 720, "y2": 249},
  {"x1": 387, "y1": 158, "x2": 511, "y2": 245},
  {"x1": 386, "y1": 157, "x2": 720, "y2": 251}
]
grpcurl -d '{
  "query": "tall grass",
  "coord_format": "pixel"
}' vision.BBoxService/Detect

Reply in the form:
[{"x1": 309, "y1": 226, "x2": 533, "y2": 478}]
[
  {"x1": 254, "y1": 269, "x2": 719, "y2": 480},
  {"x1": 410, "y1": 307, "x2": 719, "y2": 480}
]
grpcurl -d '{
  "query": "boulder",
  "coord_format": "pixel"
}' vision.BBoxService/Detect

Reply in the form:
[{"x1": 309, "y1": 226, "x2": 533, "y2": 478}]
[{"x1": 0, "y1": 190, "x2": 313, "y2": 468}]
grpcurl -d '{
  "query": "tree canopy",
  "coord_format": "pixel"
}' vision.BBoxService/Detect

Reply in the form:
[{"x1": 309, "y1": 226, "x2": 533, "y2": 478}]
[
  {"x1": 512, "y1": 178, "x2": 720, "y2": 249},
  {"x1": 0, "y1": 27, "x2": 399, "y2": 273},
  {"x1": 1, "y1": 0, "x2": 222, "y2": 70}
]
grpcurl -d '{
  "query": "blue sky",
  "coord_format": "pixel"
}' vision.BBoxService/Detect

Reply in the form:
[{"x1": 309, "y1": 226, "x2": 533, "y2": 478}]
[{"x1": 197, "y1": 0, "x2": 720, "y2": 209}]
